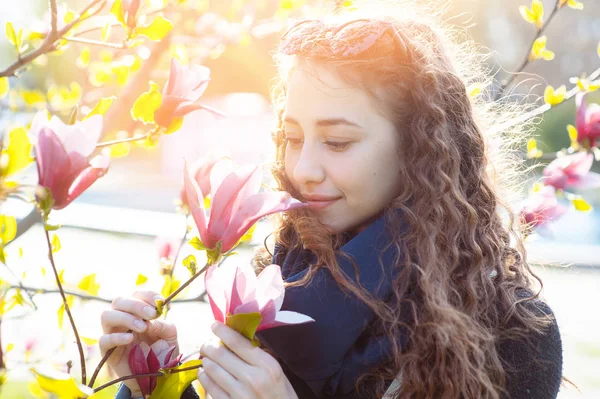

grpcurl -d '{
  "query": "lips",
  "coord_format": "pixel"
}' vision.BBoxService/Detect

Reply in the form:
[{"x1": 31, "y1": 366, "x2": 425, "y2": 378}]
[{"x1": 302, "y1": 193, "x2": 341, "y2": 210}]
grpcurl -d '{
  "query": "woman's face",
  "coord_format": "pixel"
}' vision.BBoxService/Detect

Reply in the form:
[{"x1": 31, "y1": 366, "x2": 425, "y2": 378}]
[{"x1": 283, "y1": 62, "x2": 403, "y2": 233}]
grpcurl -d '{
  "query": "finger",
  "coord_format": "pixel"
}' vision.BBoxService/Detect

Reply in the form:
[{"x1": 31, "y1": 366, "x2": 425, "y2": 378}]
[
  {"x1": 111, "y1": 296, "x2": 158, "y2": 321},
  {"x1": 99, "y1": 332, "x2": 133, "y2": 356},
  {"x1": 133, "y1": 291, "x2": 164, "y2": 307},
  {"x1": 143, "y1": 320, "x2": 178, "y2": 346},
  {"x1": 101, "y1": 309, "x2": 148, "y2": 334},
  {"x1": 211, "y1": 322, "x2": 261, "y2": 366},
  {"x1": 200, "y1": 338, "x2": 249, "y2": 382},
  {"x1": 198, "y1": 367, "x2": 231, "y2": 399}
]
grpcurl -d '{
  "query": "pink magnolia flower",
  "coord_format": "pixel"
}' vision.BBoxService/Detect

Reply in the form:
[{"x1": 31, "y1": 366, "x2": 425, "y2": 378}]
[
  {"x1": 31, "y1": 111, "x2": 109, "y2": 210},
  {"x1": 179, "y1": 153, "x2": 227, "y2": 210},
  {"x1": 543, "y1": 151, "x2": 600, "y2": 191},
  {"x1": 154, "y1": 236, "x2": 181, "y2": 260},
  {"x1": 183, "y1": 159, "x2": 306, "y2": 253},
  {"x1": 154, "y1": 58, "x2": 225, "y2": 129},
  {"x1": 576, "y1": 92, "x2": 600, "y2": 148},
  {"x1": 119, "y1": 0, "x2": 141, "y2": 30},
  {"x1": 128, "y1": 340, "x2": 181, "y2": 398},
  {"x1": 206, "y1": 263, "x2": 314, "y2": 331},
  {"x1": 519, "y1": 186, "x2": 568, "y2": 228}
]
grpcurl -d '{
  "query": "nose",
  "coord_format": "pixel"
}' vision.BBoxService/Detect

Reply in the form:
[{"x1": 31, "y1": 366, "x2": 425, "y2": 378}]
[{"x1": 292, "y1": 141, "x2": 326, "y2": 187}]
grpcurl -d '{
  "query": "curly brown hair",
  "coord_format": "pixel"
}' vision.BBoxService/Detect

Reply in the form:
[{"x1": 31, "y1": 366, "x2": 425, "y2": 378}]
[{"x1": 253, "y1": 1, "x2": 563, "y2": 397}]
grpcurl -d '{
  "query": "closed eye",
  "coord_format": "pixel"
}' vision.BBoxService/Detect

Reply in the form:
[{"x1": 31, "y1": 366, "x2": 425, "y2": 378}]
[{"x1": 325, "y1": 141, "x2": 351, "y2": 151}]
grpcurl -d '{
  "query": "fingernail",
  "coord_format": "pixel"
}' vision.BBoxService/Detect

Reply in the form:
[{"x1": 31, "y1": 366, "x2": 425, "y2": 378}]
[
  {"x1": 143, "y1": 306, "x2": 156, "y2": 319},
  {"x1": 133, "y1": 319, "x2": 146, "y2": 332},
  {"x1": 211, "y1": 321, "x2": 219, "y2": 331}
]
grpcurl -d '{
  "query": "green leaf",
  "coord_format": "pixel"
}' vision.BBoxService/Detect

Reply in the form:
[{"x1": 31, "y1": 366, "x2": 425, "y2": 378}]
[
  {"x1": 188, "y1": 236, "x2": 207, "y2": 251},
  {"x1": 131, "y1": 82, "x2": 162, "y2": 124},
  {"x1": 149, "y1": 360, "x2": 202, "y2": 399},
  {"x1": 5, "y1": 22, "x2": 17, "y2": 46},
  {"x1": 0, "y1": 215, "x2": 17, "y2": 244},
  {"x1": 136, "y1": 273, "x2": 148, "y2": 285},
  {"x1": 571, "y1": 197, "x2": 593, "y2": 212},
  {"x1": 31, "y1": 367, "x2": 93, "y2": 398},
  {"x1": 182, "y1": 254, "x2": 197, "y2": 275},
  {"x1": 0, "y1": 77, "x2": 8, "y2": 98},
  {"x1": 51, "y1": 234, "x2": 61, "y2": 253},
  {"x1": 1, "y1": 127, "x2": 33, "y2": 176},
  {"x1": 110, "y1": 0, "x2": 127, "y2": 28},
  {"x1": 78, "y1": 273, "x2": 100, "y2": 296},
  {"x1": 134, "y1": 16, "x2": 173, "y2": 41},
  {"x1": 84, "y1": 96, "x2": 116, "y2": 120},
  {"x1": 226, "y1": 312, "x2": 262, "y2": 345}
]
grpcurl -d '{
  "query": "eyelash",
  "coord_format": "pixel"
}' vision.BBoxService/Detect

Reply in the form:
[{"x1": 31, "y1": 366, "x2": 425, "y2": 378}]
[{"x1": 284, "y1": 137, "x2": 351, "y2": 151}]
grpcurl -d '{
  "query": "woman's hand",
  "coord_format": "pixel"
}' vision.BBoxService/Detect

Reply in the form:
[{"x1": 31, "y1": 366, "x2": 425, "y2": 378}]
[
  {"x1": 198, "y1": 322, "x2": 298, "y2": 399},
  {"x1": 99, "y1": 291, "x2": 178, "y2": 397}
]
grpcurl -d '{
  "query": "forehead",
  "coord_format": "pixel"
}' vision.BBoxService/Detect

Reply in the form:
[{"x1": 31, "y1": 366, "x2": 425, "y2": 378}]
[{"x1": 283, "y1": 62, "x2": 380, "y2": 126}]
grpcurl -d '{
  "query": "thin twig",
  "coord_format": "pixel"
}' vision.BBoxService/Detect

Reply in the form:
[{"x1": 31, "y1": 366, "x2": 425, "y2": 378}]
[
  {"x1": 42, "y1": 218, "x2": 87, "y2": 384},
  {"x1": 49, "y1": 0, "x2": 58, "y2": 35},
  {"x1": 88, "y1": 258, "x2": 217, "y2": 388},
  {"x1": 495, "y1": 1, "x2": 561, "y2": 101},
  {"x1": 93, "y1": 362, "x2": 202, "y2": 393},
  {"x1": 63, "y1": 36, "x2": 126, "y2": 49},
  {"x1": 0, "y1": 0, "x2": 105, "y2": 78},
  {"x1": 8, "y1": 284, "x2": 207, "y2": 304},
  {"x1": 95, "y1": 133, "x2": 150, "y2": 148},
  {"x1": 491, "y1": 63, "x2": 600, "y2": 135}
]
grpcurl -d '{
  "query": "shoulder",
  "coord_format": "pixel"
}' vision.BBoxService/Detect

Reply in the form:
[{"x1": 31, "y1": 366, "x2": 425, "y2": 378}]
[{"x1": 497, "y1": 289, "x2": 563, "y2": 399}]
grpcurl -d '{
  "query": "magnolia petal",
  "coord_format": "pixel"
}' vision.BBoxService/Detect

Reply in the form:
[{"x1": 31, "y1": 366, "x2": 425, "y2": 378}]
[
  {"x1": 164, "y1": 58, "x2": 184, "y2": 98},
  {"x1": 230, "y1": 264, "x2": 258, "y2": 312},
  {"x1": 53, "y1": 115, "x2": 103, "y2": 157},
  {"x1": 576, "y1": 92, "x2": 588, "y2": 138},
  {"x1": 563, "y1": 152, "x2": 593, "y2": 176},
  {"x1": 255, "y1": 298, "x2": 277, "y2": 329},
  {"x1": 184, "y1": 64, "x2": 211, "y2": 101},
  {"x1": 62, "y1": 154, "x2": 109, "y2": 210},
  {"x1": 29, "y1": 110, "x2": 51, "y2": 139},
  {"x1": 35, "y1": 127, "x2": 70, "y2": 196},
  {"x1": 233, "y1": 298, "x2": 261, "y2": 315},
  {"x1": 254, "y1": 264, "x2": 285, "y2": 311},
  {"x1": 568, "y1": 171, "x2": 600, "y2": 190},
  {"x1": 129, "y1": 344, "x2": 151, "y2": 396},
  {"x1": 260, "y1": 310, "x2": 315, "y2": 330},
  {"x1": 183, "y1": 160, "x2": 209, "y2": 244},
  {"x1": 192, "y1": 153, "x2": 226, "y2": 198},
  {"x1": 208, "y1": 164, "x2": 260, "y2": 244},
  {"x1": 147, "y1": 347, "x2": 161, "y2": 393},
  {"x1": 172, "y1": 101, "x2": 226, "y2": 119},
  {"x1": 221, "y1": 192, "x2": 306, "y2": 252},
  {"x1": 205, "y1": 264, "x2": 236, "y2": 322},
  {"x1": 209, "y1": 158, "x2": 235, "y2": 200}
]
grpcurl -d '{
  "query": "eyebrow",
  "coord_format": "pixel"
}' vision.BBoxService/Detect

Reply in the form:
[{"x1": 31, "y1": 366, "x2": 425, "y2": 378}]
[{"x1": 283, "y1": 116, "x2": 363, "y2": 129}]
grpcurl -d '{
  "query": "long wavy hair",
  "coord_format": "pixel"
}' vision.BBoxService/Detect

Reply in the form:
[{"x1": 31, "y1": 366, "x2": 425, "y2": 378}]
[{"x1": 254, "y1": 1, "x2": 562, "y2": 397}]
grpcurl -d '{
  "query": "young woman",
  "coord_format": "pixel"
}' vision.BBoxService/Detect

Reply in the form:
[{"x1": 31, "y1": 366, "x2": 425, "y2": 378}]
[{"x1": 101, "y1": 2, "x2": 563, "y2": 398}]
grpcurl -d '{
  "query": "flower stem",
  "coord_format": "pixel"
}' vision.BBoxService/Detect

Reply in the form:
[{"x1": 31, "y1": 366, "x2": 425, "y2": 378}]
[
  {"x1": 89, "y1": 257, "x2": 221, "y2": 388},
  {"x1": 92, "y1": 362, "x2": 203, "y2": 393},
  {"x1": 42, "y1": 219, "x2": 87, "y2": 384}
]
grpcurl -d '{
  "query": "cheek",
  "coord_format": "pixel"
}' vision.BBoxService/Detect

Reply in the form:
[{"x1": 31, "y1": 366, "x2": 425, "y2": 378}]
[{"x1": 283, "y1": 154, "x2": 298, "y2": 186}]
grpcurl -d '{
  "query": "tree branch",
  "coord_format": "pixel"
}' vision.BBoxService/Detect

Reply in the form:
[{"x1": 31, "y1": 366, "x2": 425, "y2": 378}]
[
  {"x1": 0, "y1": 0, "x2": 106, "y2": 78},
  {"x1": 491, "y1": 63, "x2": 600, "y2": 135},
  {"x1": 42, "y1": 218, "x2": 87, "y2": 385},
  {"x1": 494, "y1": 1, "x2": 561, "y2": 101},
  {"x1": 63, "y1": 36, "x2": 126, "y2": 49}
]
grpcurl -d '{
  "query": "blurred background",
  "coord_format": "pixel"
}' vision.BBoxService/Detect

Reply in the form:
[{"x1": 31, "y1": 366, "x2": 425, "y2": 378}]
[{"x1": 0, "y1": 0, "x2": 599, "y2": 397}]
